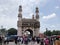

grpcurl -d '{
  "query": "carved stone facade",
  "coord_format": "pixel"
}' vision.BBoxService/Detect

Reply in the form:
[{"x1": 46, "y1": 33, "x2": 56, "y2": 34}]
[{"x1": 17, "y1": 5, "x2": 40, "y2": 37}]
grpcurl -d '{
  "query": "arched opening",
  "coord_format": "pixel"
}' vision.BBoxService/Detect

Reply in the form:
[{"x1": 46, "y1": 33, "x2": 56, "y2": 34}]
[{"x1": 24, "y1": 29, "x2": 33, "y2": 37}]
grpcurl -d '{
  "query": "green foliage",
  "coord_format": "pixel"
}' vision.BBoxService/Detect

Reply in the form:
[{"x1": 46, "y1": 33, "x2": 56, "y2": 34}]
[
  {"x1": 52, "y1": 30, "x2": 60, "y2": 35},
  {"x1": 44, "y1": 30, "x2": 52, "y2": 36},
  {"x1": 0, "y1": 28, "x2": 7, "y2": 35},
  {"x1": 44, "y1": 30, "x2": 60, "y2": 36},
  {"x1": 7, "y1": 28, "x2": 17, "y2": 35},
  {"x1": 0, "y1": 28, "x2": 6, "y2": 33}
]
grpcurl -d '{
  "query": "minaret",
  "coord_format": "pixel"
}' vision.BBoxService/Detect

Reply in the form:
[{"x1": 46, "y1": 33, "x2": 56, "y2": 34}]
[
  {"x1": 17, "y1": 5, "x2": 22, "y2": 36},
  {"x1": 35, "y1": 7, "x2": 40, "y2": 36},
  {"x1": 18, "y1": 5, "x2": 22, "y2": 20},
  {"x1": 32, "y1": 14, "x2": 34, "y2": 19},
  {"x1": 35, "y1": 7, "x2": 39, "y2": 21}
]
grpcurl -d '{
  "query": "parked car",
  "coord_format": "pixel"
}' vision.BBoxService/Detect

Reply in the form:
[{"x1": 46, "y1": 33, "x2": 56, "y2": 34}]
[{"x1": 4, "y1": 35, "x2": 18, "y2": 42}]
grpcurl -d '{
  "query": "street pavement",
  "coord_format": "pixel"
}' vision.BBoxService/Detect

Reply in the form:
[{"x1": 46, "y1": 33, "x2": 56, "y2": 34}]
[
  {"x1": 3, "y1": 42, "x2": 40, "y2": 45},
  {"x1": 2, "y1": 41, "x2": 55, "y2": 45}
]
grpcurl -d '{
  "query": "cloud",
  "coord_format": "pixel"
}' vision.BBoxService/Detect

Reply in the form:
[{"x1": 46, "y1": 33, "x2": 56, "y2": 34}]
[
  {"x1": 55, "y1": 6, "x2": 59, "y2": 9},
  {"x1": 0, "y1": 15, "x2": 17, "y2": 29},
  {"x1": 42, "y1": 13, "x2": 56, "y2": 20},
  {"x1": 23, "y1": 13, "x2": 33, "y2": 18},
  {"x1": 18, "y1": 0, "x2": 48, "y2": 18},
  {"x1": 0, "y1": 0, "x2": 49, "y2": 29},
  {"x1": 51, "y1": 25, "x2": 55, "y2": 28},
  {"x1": 0, "y1": 5, "x2": 8, "y2": 12}
]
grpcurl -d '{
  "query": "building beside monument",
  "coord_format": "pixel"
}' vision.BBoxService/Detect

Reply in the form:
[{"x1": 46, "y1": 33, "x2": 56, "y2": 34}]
[{"x1": 17, "y1": 5, "x2": 40, "y2": 37}]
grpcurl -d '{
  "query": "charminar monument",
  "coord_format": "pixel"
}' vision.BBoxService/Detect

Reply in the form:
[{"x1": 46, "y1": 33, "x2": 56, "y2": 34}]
[{"x1": 17, "y1": 5, "x2": 40, "y2": 37}]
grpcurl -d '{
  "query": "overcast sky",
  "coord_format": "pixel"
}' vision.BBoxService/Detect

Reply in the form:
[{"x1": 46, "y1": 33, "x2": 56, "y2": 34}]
[{"x1": 0, "y1": 0, "x2": 60, "y2": 33}]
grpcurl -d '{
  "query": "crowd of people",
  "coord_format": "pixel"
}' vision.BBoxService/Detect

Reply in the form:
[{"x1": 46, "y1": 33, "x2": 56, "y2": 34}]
[
  {"x1": 0, "y1": 36, "x2": 60, "y2": 45},
  {"x1": 15, "y1": 36, "x2": 55, "y2": 45}
]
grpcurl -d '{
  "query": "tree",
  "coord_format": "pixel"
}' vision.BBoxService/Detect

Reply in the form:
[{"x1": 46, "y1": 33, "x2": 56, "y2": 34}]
[
  {"x1": 0, "y1": 28, "x2": 6, "y2": 33},
  {"x1": 7, "y1": 28, "x2": 17, "y2": 35},
  {"x1": 52, "y1": 30, "x2": 60, "y2": 35},
  {"x1": 44, "y1": 30, "x2": 60, "y2": 36},
  {"x1": 0, "y1": 28, "x2": 7, "y2": 36},
  {"x1": 44, "y1": 30, "x2": 52, "y2": 36}
]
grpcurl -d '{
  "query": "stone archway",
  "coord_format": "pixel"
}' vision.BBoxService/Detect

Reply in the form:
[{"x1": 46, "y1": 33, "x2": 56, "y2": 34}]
[{"x1": 24, "y1": 29, "x2": 33, "y2": 37}]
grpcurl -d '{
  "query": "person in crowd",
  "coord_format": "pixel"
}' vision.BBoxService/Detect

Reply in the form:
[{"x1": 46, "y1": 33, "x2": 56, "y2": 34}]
[
  {"x1": 36, "y1": 36, "x2": 40, "y2": 44},
  {"x1": 24, "y1": 37, "x2": 28, "y2": 45},
  {"x1": 44, "y1": 38, "x2": 49, "y2": 45},
  {"x1": 32, "y1": 36, "x2": 36, "y2": 44},
  {"x1": 27, "y1": 37, "x2": 31, "y2": 42},
  {"x1": 15, "y1": 37, "x2": 18, "y2": 45},
  {"x1": 50, "y1": 38, "x2": 53, "y2": 45},
  {"x1": 0, "y1": 36, "x2": 2, "y2": 45},
  {"x1": 40, "y1": 38, "x2": 44, "y2": 45},
  {"x1": 20, "y1": 37, "x2": 23, "y2": 44},
  {"x1": 55, "y1": 37, "x2": 60, "y2": 45}
]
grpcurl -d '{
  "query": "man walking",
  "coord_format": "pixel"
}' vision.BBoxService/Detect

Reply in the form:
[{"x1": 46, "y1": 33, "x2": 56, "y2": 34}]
[{"x1": 0, "y1": 36, "x2": 2, "y2": 45}]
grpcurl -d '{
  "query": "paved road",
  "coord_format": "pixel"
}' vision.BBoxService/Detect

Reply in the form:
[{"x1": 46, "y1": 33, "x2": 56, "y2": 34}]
[
  {"x1": 2, "y1": 42, "x2": 40, "y2": 45},
  {"x1": 2, "y1": 41, "x2": 55, "y2": 45}
]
